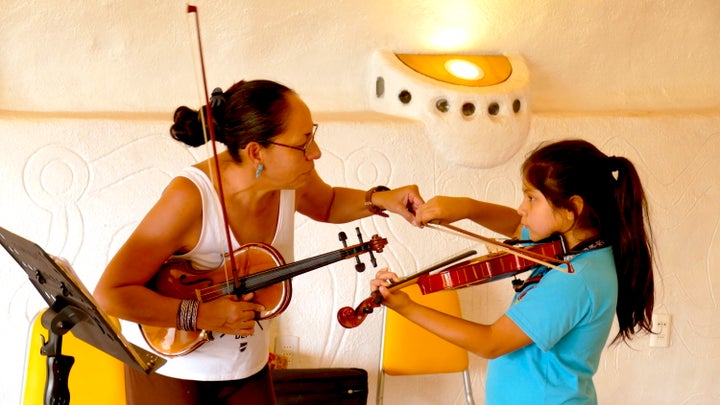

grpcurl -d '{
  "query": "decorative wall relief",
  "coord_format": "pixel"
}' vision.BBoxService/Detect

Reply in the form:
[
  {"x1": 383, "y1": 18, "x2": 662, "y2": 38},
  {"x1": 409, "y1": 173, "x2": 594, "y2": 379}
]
[{"x1": 23, "y1": 144, "x2": 90, "y2": 262}]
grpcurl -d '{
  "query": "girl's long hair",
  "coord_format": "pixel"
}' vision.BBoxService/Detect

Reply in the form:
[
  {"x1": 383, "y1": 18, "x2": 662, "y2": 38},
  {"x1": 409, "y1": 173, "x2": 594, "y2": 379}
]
[{"x1": 522, "y1": 139, "x2": 654, "y2": 344}]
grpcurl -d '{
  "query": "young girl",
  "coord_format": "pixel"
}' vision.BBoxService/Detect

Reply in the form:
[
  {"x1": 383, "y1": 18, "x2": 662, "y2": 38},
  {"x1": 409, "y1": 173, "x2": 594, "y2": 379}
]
[{"x1": 373, "y1": 139, "x2": 654, "y2": 404}]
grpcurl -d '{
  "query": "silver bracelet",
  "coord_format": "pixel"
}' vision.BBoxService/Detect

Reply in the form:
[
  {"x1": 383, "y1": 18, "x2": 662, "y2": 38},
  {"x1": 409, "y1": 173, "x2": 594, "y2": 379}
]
[{"x1": 176, "y1": 299, "x2": 200, "y2": 331}]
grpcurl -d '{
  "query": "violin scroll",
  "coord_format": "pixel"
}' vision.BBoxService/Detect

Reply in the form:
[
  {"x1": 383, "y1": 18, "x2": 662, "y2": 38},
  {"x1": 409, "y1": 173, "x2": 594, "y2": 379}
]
[
  {"x1": 337, "y1": 293, "x2": 384, "y2": 329},
  {"x1": 336, "y1": 250, "x2": 477, "y2": 329}
]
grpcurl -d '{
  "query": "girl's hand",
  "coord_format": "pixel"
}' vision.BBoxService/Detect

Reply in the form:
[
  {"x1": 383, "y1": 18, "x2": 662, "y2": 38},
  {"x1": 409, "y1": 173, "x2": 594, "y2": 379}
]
[
  {"x1": 414, "y1": 196, "x2": 468, "y2": 227},
  {"x1": 370, "y1": 269, "x2": 413, "y2": 311}
]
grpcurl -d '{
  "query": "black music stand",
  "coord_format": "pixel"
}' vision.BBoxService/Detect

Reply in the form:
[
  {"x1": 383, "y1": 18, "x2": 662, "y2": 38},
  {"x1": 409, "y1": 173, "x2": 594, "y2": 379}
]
[{"x1": 0, "y1": 226, "x2": 165, "y2": 405}]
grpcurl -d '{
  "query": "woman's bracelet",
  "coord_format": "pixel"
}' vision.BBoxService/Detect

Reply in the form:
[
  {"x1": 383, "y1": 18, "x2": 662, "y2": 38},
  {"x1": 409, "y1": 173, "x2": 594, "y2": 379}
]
[
  {"x1": 364, "y1": 186, "x2": 390, "y2": 217},
  {"x1": 176, "y1": 299, "x2": 199, "y2": 331}
]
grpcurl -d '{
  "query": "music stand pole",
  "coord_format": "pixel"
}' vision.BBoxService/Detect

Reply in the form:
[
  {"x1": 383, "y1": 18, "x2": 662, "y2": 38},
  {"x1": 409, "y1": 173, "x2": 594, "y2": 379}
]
[{"x1": 38, "y1": 303, "x2": 88, "y2": 405}]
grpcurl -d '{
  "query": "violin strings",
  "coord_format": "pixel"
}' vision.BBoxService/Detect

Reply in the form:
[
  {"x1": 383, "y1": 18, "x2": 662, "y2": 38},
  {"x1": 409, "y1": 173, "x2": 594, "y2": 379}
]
[{"x1": 198, "y1": 280, "x2": 233, "y2": 302}]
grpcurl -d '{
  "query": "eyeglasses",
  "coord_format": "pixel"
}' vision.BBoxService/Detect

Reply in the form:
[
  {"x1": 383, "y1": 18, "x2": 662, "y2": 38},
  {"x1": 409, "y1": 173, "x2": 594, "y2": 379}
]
[{"x1": 266, "y1": 124, "x2": 318, "y2": 155}]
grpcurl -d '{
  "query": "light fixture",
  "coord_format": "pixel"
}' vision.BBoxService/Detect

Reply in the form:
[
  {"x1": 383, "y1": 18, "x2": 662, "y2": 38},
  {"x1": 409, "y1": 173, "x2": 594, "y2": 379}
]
[
  {"x1": 394, "y1": 54, "x2": 512, "y2": 87},
  {"x1": 369, "y1": 51, "x2": 530, "y2": 169}
]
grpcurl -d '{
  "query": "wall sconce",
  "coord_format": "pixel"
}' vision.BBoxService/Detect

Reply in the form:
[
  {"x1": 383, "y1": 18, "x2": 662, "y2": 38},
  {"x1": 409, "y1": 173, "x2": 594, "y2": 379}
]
[
  {"x1": 394, "y1": 54, "x2": 512, "y2": 87},
  {"x1": 369, "y1": 51, "x2": 530, "y2": 168}
]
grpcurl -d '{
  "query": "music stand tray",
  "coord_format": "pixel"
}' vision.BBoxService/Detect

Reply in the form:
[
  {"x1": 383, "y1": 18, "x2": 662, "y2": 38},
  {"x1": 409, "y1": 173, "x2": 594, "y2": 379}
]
[{"x1": 0, "y1": 226, "x2": 165, "y2": 404}]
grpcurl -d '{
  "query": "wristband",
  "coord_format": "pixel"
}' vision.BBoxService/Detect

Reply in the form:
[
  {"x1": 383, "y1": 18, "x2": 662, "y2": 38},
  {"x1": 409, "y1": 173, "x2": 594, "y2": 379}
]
[{"x1": 365, "y1": 186, "x2": 390, "y2": 217}]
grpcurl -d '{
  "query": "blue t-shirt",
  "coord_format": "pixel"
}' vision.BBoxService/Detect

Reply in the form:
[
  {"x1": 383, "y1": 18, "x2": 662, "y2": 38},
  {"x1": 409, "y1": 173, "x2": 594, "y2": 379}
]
[{"x1": 485, "y1": 231, "x2": 618, "y2": 405}]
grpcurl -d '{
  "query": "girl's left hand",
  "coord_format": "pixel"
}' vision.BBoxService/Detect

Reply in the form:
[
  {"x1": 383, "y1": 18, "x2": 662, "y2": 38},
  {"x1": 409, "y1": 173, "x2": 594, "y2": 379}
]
[{"x1": 370, "y1": 269, "x2": 413, "y2": 310}]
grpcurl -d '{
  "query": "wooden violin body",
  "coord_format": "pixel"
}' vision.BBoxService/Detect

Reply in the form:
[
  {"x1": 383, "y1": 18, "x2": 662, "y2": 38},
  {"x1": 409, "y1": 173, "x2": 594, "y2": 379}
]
[
  {"x1": 417, "y1": 239, "x2": 565, "y2": 294},
  {"x1": 142, "y1": 235, "x2": 387, "y2": 356},
  {"x1": 337, "y1": 239, "x2": 566, "y2": 329}
]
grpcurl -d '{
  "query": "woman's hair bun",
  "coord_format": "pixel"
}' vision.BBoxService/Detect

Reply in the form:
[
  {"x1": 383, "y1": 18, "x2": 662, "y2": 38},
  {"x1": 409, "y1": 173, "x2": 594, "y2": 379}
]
[{"x1": 170, "y1": 106, "x2": 207, "y2": 147}]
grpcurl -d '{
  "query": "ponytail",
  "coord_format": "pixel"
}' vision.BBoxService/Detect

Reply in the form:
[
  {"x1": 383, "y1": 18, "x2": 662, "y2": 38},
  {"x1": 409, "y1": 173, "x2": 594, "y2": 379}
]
[{"x1": 609, "y1": 156, "x2": 654, "y2": 344}]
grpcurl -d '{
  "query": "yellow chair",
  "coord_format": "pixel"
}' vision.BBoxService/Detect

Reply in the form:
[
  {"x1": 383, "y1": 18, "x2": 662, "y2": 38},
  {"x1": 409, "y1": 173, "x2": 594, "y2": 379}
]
[
  {"x1": 23, "y1": 310, "x2": 126, "y2": 405},
  {"x1": 376, "y1": 284, "x2": 475, "y2": 405}
]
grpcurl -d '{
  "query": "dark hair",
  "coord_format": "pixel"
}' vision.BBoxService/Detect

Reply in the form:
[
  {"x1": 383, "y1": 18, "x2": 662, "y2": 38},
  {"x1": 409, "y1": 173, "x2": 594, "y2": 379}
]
[
  {"x1": 170, "y1": 80, "x2": 295, "y2": 161},
  {"x1": 522, "y1": 139, "x2": 654, "y2": 344}
]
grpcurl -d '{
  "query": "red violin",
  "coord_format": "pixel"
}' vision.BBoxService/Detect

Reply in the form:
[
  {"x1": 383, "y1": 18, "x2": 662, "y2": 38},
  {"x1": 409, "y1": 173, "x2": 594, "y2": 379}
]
[
  {"x1": 417, "y1": 238, "x2": 566, "y2": 295},
  {"x1": 337, "y1": 238, "x2": 568, "y2": 329}
]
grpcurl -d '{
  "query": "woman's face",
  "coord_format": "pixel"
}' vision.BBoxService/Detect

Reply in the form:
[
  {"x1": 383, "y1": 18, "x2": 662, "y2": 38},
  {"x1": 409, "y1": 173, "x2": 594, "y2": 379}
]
[
  {"x1": 516, "y1": 180, "x2": 572, "y2": 241},
  {"x1": 261, "y1": 93, "x2": 321, "y2": 188}
]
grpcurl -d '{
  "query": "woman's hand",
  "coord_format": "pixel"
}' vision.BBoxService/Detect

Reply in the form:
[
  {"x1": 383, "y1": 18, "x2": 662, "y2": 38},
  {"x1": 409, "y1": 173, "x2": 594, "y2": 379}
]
[
  {"x1": 372, "y1": 185, "x2": 425, "y2": 225},
  {"x1": 196, "y1": 293, "x2": 265, "y2": 336}
]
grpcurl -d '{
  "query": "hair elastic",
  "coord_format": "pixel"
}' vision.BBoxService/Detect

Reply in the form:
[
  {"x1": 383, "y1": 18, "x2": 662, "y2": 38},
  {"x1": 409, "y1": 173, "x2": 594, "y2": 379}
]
[{"x1": 210, "y1": 87, "x2": 225, "y2": 108}]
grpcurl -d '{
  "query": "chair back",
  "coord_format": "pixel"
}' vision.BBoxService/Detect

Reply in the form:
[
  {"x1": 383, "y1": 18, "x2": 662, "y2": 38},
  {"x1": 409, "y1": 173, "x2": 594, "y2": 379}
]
[
  {"x1": 23, "y1": 310, "x2": 126, "y2": 405},
  {"x1": 381, "y1": 284, "x2": 469, "y2": 376}
]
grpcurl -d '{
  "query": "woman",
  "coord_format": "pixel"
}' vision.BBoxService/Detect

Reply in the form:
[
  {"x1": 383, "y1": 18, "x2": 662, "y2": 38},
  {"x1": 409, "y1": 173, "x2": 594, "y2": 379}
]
[
  {"x1": 372, "y1": 139, "x2": 655, "y2": 404},
  {"x1": 94, "y1": 79, "x2": 423, "y2": 404}
]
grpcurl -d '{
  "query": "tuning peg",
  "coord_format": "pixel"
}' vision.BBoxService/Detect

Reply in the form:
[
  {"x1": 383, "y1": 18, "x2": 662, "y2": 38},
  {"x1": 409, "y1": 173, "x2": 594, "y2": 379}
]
[
  {"x1": 339, "y1": 230, "x2": 366, "y2": 272},
  {"x1": 356, "y1": 227, "x2": 377, "y2": 268}
]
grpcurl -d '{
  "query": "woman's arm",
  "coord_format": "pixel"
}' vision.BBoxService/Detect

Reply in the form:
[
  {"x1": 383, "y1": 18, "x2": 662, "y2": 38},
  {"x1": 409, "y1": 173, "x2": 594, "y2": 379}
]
[
  {"x1": 93, "y1": 177, "x2": 202, "y2": 325},
  {"x1": 295, "y1": 170, "x2": 423, "y2": 224},
  {"x1": 93, "y1": 177, "x2": 264, "y2": 335}
]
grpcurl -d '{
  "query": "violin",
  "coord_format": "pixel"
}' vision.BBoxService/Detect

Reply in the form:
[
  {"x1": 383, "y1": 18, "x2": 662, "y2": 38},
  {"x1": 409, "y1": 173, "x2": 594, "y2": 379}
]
[
  {"x1": 417, "y1": 238, "x2": 566, "y2": 294},
  {"x1": 337, "y1": 238, "x2": 567, "y2": 329},
  {"x1": 337, "y1": 249, "x2": 476, "y2": 329},
  {"x1": 142, "y1": 234, "x2": 387, "y2": 356}
]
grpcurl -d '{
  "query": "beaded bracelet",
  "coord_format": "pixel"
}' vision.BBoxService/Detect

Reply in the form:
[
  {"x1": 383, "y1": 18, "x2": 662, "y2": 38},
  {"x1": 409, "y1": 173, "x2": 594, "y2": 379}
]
[
  {"x1": 176, "y1": 299, "x2": 199, "y2": 331},
  {"x1": 364, "y1": 186, "x2": 390, "y2": 217}
]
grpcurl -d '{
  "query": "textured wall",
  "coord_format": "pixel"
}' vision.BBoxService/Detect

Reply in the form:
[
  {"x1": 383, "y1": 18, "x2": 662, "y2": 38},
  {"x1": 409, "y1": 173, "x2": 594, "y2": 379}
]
[
  {"x1": 2, "y1": 1, "x2": 719, "y2": 113},
  {"x1": 3, "y1": 112, "x2": 720, "y2": 404},
  {"x1": 2, "y1": 1, "x2": 720, "y2": 404}
]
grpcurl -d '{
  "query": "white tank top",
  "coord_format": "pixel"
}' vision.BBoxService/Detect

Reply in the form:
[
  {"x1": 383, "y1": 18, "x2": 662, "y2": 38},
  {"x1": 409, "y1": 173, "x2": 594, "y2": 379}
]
[{"x1": 122, "y1": 166, "x2": 296, "y2": 381}]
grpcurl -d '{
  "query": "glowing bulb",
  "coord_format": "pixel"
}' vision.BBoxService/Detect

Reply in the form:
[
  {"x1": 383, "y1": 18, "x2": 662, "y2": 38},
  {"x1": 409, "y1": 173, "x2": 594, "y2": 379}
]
[
  {"x1": 444, "y1": 59, "x2": 484, "y2": 80},
  {"x1": 429, "y1": 28, "x2": 469, "y2": 49}
]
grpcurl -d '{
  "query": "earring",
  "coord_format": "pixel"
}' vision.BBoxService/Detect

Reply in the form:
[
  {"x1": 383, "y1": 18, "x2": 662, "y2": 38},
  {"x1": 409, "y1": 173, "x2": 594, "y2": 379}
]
[{"x1": 255, "y1": 163, "x2": 264, "y2": 179}]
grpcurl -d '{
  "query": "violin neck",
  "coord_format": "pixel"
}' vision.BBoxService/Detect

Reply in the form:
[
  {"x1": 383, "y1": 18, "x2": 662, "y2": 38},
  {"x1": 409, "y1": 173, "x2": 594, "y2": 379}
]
[
  {"x1": 230, "y1": 242, "x2": 373, "y2": 294},
  {"x1": 390, "y1": 249, "x2": 478, "y2": 291}
]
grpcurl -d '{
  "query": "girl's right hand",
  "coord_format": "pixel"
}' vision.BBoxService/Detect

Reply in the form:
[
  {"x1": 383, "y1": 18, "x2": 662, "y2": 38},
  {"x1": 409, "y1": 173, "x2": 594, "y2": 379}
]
[{"x1": 414, "y1": 196, "x2": 468, "y2": 227}]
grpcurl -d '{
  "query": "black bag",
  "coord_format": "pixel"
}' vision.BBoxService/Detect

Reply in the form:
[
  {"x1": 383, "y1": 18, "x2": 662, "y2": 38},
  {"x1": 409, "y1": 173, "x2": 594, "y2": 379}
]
[{"x1": 271, "y1": 368, "x2": 368, "y2": 405}]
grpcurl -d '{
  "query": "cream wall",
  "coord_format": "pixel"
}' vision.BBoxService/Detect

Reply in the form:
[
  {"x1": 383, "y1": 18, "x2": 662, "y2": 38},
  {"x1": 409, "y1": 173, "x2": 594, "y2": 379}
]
[{"x1": 2, "y1": 1, "x2": 720, "y2": 404}]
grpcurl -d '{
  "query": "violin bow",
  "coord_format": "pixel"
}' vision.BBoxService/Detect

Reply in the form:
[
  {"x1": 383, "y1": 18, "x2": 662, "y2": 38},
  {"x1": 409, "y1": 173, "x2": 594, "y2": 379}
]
[
  {"x1": 425, "y1": 221, "x2": 574, "y2": 273},
  {"x1": 187, "y1": 5, "x2": 239, "y2": 286}
]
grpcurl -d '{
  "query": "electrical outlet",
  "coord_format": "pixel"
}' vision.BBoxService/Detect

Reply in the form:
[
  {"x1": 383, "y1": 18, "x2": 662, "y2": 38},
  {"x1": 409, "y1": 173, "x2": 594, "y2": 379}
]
[
  {"x1": 649, "y1": 313, "x2": 671, "y2": 348},
  {"x1": 275, "y1": 335, "x2": 299, "y2": 367}
]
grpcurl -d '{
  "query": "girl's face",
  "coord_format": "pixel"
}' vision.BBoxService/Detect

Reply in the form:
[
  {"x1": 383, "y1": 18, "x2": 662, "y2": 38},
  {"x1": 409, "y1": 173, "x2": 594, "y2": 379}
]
[{"x1": 517, "y1": 180, "x2": 572, "y2": 241}]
